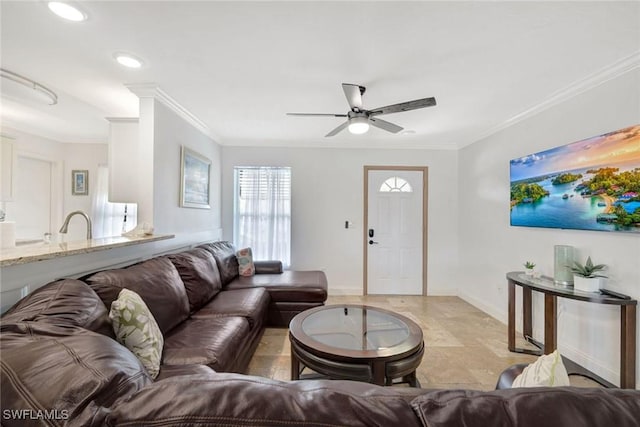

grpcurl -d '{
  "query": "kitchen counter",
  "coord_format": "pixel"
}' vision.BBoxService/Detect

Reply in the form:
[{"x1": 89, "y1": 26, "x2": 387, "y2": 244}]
[{"x1": 0, "y1": 234, "x2": 175, "y2": 267}]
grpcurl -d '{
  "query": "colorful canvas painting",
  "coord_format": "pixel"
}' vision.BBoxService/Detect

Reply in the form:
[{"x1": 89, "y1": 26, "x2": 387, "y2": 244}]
[{"x1": 510, "y1": 124, "x2": 640, "y2": 233}]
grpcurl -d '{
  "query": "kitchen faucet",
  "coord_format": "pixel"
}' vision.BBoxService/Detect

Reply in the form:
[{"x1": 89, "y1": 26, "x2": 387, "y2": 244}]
[{"x1": 59, "y1": 210, "x2": 92, "y2": 239}]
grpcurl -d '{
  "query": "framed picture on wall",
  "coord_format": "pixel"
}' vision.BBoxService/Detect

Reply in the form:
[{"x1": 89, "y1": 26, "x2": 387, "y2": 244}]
[
  {"x1": 71, "y1": 170, "x2": 89, "y2": 195},
  {"x1": 180, "y1": 146, "x2": 211, "y2": 209}
]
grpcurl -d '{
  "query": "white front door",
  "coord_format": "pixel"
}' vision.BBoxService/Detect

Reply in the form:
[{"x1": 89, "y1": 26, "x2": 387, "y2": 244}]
[{"x1": 366, "y1": 169, "x2": 425, "y2": 295}]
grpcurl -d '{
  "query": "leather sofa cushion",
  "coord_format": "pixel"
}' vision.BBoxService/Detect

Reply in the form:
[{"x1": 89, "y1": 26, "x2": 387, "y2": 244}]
[
  {"x1": 0, "y1": 327, "x2": 151, "y2": 426},
  {"x1": 163, "y1": 317, "x2": 250, "y2": 372},
  {"x1": 155, "y1": 364, "x2": 216, "y2": 381},
  {"x1": 254, "y1": 260, "x2": 283, "y2": 274},
  {"x1": 84, "y1": 257, "x2": 190, "y2": 335},
  {"x1": 192, "y1": 288, "x2": 269, "y2": 330},
  {"x1": 96, "y1": 373, "x2": 428, "y2": 427},
  {"x1": 198, "y1": 241, "x2": 239, "y2": 286},
  {"x1": 226, "y1": 270, "x2": 328, "y2": 302},
  {"x1": 1, "y1": 279, "x2": 113, "y2": 338},
  {"x1": 166, "y1": 248, "x2": 222, "y2": 313},
  {"x1": 411, "y1": 387, "x2": 640, "y2": 427}
]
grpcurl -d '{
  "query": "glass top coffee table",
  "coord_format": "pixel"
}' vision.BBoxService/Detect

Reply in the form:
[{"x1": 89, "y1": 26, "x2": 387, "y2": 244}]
[{"x1": 289, "y1": 304, "x2": 424, "y2": 387}]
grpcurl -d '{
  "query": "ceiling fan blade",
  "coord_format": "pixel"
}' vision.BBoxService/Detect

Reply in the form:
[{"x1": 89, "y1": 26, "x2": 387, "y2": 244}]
[
  {"x1": 287, "y1": 113, "x2": 348, "y2": 117},
  {"x1": 368, "y1": 97, "x2": 436, "y2": 116},
  {"x1": 342, "y1": 83, "x2": 364, "y2": 110},
  {"x1": 369, "y1": 117, "x2": 404, "y2": 134},
  {"x1": 325, "y1": 121, "x2": 349, "y2": 137}
]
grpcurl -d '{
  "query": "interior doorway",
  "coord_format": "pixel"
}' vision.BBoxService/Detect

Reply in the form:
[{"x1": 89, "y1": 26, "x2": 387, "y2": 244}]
[
  {"x1": 363, "y1": 166, "x2": 428, "y2": 295},
  {"x1": 12, "y1": 155, "x2": 55, "y2": 241}
]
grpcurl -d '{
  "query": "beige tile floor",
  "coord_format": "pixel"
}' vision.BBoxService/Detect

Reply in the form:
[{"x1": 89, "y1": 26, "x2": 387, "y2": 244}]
[{"x1": 247, "y1": 295, "x2": 549, "y2": 390}]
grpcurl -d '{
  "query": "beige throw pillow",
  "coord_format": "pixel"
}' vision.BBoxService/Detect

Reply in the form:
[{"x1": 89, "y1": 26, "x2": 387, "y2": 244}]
[
  {"x1": 109, "y1": 288, "x2": 164, "y2": 379},
  {"x1": 512, "y1": 350, "x2": 570, "y2": 387}
]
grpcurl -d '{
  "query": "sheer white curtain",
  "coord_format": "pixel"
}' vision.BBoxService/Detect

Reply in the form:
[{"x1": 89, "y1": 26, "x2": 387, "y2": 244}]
[
  {"x1": 91, "y1": 165, "x2": 137, "y2": 238},
  {"x1": 234, "y1": 167, "x2": 291, "y2": 266}
]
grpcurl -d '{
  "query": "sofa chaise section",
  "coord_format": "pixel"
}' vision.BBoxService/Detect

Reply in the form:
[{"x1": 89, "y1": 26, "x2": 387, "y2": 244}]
[{"x1": 198, "y1": 241, "x2": 328, "y2": 327}]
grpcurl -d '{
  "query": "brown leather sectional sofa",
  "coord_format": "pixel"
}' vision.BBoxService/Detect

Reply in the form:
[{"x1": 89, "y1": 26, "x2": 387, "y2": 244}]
[{"x1": 1, "y1": 240, "x2": 639, "y2": 426}]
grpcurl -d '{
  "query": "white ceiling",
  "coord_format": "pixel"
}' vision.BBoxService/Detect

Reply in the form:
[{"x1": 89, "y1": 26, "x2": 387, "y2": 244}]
[{"x1": 1, "y1": 1, "x2": 638, "y2": 149}]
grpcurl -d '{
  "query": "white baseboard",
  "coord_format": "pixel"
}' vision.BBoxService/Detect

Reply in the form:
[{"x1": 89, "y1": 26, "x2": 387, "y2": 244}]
[
  {"x1": 427, "y1": 287, "x2": 457, "y2": 296},
  {"x1": 328, "y1": 287, "x2": 363, "y2": 296},
  {"x1": 458, "y1": 291, "x2": 507, "y2": 325},
  {"x1": 557, "y1": 343, "x2": 619, "y2": 386}
]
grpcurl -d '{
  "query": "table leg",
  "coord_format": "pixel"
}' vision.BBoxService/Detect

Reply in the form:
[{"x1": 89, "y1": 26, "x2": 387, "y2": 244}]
[
  {"x1": 620, "y1": 305, "x2": 636, "y2": 389},
  {"x1": 405, "y1": 371, "x2": 419, "y2": 388},
  {"x1": 508, "y1": 280, "x2": 516, "y2": 351},
  {"x1": 372, "y1": 360, "x2": 385, "y2": 386},
  {"x1": 544, "y1": 294, "x2": 557, "y2": 354},
  {"x1": 291, "y1": 348, "x2": 300, "y2": 380},
  {"x1": 523, "y1": 287, "x2": 532, "y2": 340}
]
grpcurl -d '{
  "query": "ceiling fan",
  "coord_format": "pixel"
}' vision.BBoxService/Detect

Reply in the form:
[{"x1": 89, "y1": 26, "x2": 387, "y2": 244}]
[{"x1": 286, "y1": 83, "x2": 436, "y2": 137}]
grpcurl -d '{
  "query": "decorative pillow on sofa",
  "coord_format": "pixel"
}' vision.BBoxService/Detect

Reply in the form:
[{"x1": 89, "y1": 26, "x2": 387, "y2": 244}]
[
  {"x1": 237, "y1": 247, "x2": 255, "y2": 277},
  {"x1": 512, "y1": 350, "x2": 570, "y2": 387},
  {"x1": 109, "y1": 289, "x2": 164, "y2": 379}
]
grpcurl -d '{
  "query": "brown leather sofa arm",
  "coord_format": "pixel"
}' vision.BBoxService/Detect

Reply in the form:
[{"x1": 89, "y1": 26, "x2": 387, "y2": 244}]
[
  {"x1": 254, "y1": 260, "x2": 283, "y2": 274},
  {"x1": 495, "y1": 363, "x2": 528, "y2": 389}
]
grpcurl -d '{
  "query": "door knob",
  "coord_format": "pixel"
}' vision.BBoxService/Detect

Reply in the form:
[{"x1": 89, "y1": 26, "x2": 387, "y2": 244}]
[{"x1": 369, "y1": 240, "x2": 379, "y2": 245}]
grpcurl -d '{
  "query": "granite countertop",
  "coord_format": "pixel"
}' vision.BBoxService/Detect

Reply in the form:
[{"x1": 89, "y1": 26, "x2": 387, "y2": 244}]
[{"x1": 0, "y1": 234, "x2": 175, "y2": 267}]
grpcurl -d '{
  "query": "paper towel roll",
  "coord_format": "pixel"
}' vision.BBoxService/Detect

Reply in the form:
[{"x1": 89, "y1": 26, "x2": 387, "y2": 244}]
[{"x1": 0, "y1": 221, "x2": 16, "y2": 249}]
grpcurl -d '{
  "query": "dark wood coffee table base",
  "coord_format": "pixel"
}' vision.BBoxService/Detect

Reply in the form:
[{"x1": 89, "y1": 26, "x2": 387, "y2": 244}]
[{"x1": 291, "y1": 339, "x2": 424, "y2": 387}]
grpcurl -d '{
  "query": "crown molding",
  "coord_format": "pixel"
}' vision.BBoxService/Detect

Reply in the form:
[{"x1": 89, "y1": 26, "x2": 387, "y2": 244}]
[
  {"x1": 125, "y1": 83, "x2": 219, "y2": 142},
  {"x1": 466, "y1": 50, "x2": 640, "y2": 148},
  {"x1": 105, "y1": 117, "x2": 139, "y2": 124}
]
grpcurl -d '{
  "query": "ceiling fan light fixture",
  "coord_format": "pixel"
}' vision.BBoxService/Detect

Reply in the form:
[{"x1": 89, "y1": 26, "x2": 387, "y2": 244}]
[
  {"x1": 348, "y1": 116, "x2": 369, "y2": 135},
  {"x1": 47, "y1": 2, "x2": 87, "y2": 22}
]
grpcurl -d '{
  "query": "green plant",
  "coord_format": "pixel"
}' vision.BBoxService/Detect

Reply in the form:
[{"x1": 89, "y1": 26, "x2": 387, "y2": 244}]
[
  {"x1": 523, "y1": 261, "x2": 536, "y2": 269},
  {"x1": 569, "y1": 257, "x2": 607, "y2": 278}
]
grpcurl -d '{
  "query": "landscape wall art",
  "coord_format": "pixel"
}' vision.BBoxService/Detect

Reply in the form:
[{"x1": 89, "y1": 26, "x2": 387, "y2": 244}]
[{"x1": 510, "y1": 124, "x2": 640, "y2": 233}]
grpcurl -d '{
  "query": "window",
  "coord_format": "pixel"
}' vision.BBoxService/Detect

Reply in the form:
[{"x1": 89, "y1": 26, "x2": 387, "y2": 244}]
[
  {"x1": 379, "y1": 176, "x2": 413, "y2": 192},
  {"x1": 91, "y1": 165, "x2": 137, "y2": 238},
  {"x1": 234, "y1": 167, "x2": 291, "y2": 266}
]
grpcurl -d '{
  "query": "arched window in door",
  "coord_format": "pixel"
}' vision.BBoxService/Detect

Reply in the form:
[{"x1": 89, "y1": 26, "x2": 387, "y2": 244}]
[{"x1": 379, "y1": 176, "x2": 413, "y2": 193}]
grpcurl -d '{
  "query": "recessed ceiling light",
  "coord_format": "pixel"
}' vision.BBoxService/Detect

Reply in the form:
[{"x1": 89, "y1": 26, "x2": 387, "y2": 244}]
[
  {"x1": 400, "y1": 130, "x2": 416, "y2": 135},
  {"x1": 114, "y1": 53, "x2": 143, "y2": 69},
  {"x1": 47, "y1": 2, "x2": 87, "y2": 22}
]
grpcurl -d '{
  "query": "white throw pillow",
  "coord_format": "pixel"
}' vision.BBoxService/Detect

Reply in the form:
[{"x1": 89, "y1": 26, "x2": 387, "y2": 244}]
[
  {"x1": 109, "y1": 288, "x2": 164, "y2": 379},
  {"x1": 512, "y1": 350, "x2": 570, "y2": 387}
]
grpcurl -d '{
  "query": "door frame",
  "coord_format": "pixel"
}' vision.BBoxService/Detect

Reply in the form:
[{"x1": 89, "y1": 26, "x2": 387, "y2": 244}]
[
  {"x1": 15, "y1": 150, "x2": 62, "y2": 240},
  {"x1": 363, "y1": 166, "x2": 428, "y2": 295}
]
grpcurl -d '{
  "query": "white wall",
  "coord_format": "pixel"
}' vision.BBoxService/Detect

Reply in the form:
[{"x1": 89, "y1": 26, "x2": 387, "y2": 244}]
[
  {"x1": 457, "y1": 68, "x2": 640, "y2": 387},
  {"x1": 2, "y1": 128, "x2": 106, "y2": 241},
  {"x1": 221, "y1": 146, "x2": 458, "y2": 295},
  {"x1": 61, "y1": 143, "x2": 108, "y2": 240},
  {"x1": 0, "y1": 99, "x2": 223, "y2": 312},
  {"x1": 152, "y1": 100, "x2": 222, "y2": 237}
]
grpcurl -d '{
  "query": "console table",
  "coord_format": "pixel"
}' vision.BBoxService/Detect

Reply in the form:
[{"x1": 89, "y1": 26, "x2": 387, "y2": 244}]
[{"x1": 507, "y1": 271, "x2": 637, "y2": 389}]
